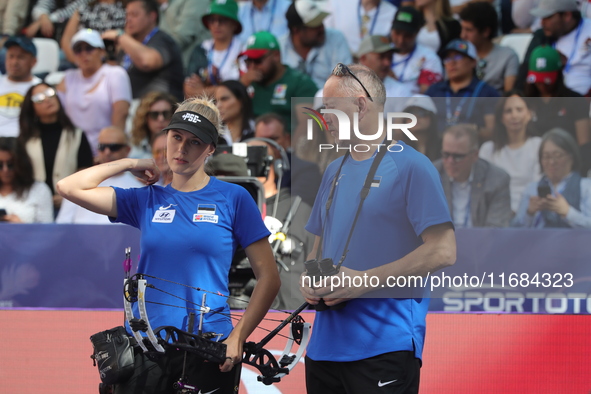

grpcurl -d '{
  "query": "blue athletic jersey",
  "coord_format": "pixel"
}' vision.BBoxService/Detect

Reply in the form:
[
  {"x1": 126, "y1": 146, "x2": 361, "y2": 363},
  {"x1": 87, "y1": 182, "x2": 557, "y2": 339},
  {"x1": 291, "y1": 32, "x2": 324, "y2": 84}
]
[
  {"x1": 305, "y1": 142, "x2": 452, "y2": 362},
  {"x1": 111, "y1": 177, "x2": 270, "y2": 338}
]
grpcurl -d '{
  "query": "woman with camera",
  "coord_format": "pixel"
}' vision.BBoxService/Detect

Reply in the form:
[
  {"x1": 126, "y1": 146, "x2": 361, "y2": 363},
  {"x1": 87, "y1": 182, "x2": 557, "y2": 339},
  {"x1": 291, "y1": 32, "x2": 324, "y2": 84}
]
[
  {"x1": 512, "y1": 128, "x2": 591, "y2": 228},
  {"x1": 56, "y1": 96, "x2": 279, "y2": 393},
  {"x1": 57, "y1": 28, "x2": 132, "y2": 157}
]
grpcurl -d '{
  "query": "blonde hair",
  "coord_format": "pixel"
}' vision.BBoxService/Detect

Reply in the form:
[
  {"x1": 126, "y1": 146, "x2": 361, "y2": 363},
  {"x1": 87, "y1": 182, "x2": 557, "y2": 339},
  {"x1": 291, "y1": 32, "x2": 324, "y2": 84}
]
[
  {"x1": 176, "y1": 96, "x2": 222, "y2": 138},
  {"x1": 131, "y1": 91, "x2": 178, "y2": 146}
]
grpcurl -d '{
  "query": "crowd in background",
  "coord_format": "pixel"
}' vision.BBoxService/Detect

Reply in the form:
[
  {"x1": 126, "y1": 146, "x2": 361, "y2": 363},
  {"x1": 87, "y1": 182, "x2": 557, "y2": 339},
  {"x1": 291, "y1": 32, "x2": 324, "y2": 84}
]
[{"x1": 0, "y1": 0, "x2": 589, "y2": 233}]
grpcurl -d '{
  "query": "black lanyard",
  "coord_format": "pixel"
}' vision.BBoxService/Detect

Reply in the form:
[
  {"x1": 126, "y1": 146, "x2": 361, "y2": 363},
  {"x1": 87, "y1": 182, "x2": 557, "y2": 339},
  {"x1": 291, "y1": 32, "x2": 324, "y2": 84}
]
[{"x1": 317, "y1": 141, "x2": 391, "y2": 271}]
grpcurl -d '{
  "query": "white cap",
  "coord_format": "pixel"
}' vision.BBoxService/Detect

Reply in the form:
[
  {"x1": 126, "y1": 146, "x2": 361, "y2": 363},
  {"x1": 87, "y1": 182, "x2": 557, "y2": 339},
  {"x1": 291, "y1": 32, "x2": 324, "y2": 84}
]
[
  {"x1": 403, "y1": 94, "x2": 437, "y2": 114},
  {"x1": 294, "y1": 0, "x2": 330, "y2": 28},
  {"x1": 71, "y1": 29, "x2": 105, "y2": 49},
  {"x1": 530, "y1": 0, "x2": 578, "y2": 19}
]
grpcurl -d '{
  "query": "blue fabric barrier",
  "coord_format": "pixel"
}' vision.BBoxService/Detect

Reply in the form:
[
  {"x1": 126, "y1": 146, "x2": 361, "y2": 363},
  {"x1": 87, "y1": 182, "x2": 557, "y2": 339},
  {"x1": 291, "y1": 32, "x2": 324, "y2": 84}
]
[{"x1": 1, "y1": 225, "x2": 590, "y2": 312}]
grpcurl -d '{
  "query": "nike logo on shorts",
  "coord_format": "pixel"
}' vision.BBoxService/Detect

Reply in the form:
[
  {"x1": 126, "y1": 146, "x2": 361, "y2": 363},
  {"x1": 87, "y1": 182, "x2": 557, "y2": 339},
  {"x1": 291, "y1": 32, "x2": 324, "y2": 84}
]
[{"x1": 378, "y1": 379, "x2": 398, "y2": 387}]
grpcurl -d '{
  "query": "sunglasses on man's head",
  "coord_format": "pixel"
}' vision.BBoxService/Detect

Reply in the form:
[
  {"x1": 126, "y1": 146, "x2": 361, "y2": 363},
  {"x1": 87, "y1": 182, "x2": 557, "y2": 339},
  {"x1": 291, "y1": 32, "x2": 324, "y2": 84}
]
[
  {"x1": 331, "y1": 63, "x2": 374, "y2": 102},
  {"x1": 73, "y1": 44, "x2": 97, "y2": 55},
  {"x1": 147, "y1": 110, "x2": 173, "y2": 121},
  {"x1": 31, "y1": 88, "x2": 56, "y2": 104},
  {"x1": 98, "y1": 143, "x2": 126, "y2": 152}
]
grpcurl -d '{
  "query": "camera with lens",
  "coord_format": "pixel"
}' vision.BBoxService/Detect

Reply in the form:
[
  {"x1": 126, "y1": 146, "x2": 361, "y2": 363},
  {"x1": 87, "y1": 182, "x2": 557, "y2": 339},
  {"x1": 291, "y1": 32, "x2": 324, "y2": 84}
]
[{"x1": 304, "y1": 258, "x2": 347, "y2": 311}]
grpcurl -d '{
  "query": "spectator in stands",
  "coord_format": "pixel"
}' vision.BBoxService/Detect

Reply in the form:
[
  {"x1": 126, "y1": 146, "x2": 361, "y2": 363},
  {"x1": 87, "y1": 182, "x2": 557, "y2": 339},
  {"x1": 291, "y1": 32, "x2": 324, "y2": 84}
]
[
  {"x1": 151, "y1": 129, "x2": 172, "y2": 185},
  {"x1": 254, "y1": 113, "x2": 321, "y2": 207},
  {"x1": 434, "y1": 124, "x2": 512, "y2": 227},
  {"x1": 60, "y1": 0, "x2": 126, "y2": 64},
  {"x1": 0, "y1": 36, "x2": 41, "y2": 138},
  {"x1": 279, "y1": 0, "x2": 352, "y2": 89},
  {"x1": 25, "y1": 0, "x2": 90, "y2": 41},
  {"x1": 18, "y1": 83, "x2": 94, "y2": 211},
  {"x1": 0, "y1": 0, "x2": 30, "y2": 39},
  {"x1": 390, "y1": 6, "x2": 443, "y2": 94},
  {"x1": 102, "y1": 0, "x2": 184, "y2": 100},
  {"x1": 158, "y1": 0, "x2": 210, "y2": 70},
  {"x1": 57, "y1": 29, "x2": 132, "y2": 157},
  {"x1": 254, "y1": 112, "x2": 291, "y2": 150},
  {"x1": 513, "y1": 128, "x2": 591, "y2": 228},
  {"x1": 397, "y1": 94, "x2": 441, "y2": 161},
  {"x1": 416, "y1": 0, "x2": 461, "y2": 54},
  {"x1": 479, "y1": 93, "x2": 542, "y2": 212},
  {"x1": 247, "y1": 137, "x2": 313, "y2": 310},
  {"x1": 516, "y1": 0, "x2": 591, "y2": 97},
  {"x1": 56, "y1": 126, "x2": 143, "y2": 223},
  {"x1": 524, "y1": 45, "x2": 591, "y2": 146},
  {"x1": 358, "y1": 35, "x2": 413, "y2": 112},
  {"x1": 0, "y1": 136, "x2": 53, "y2": 223},
  {"x1": 199, "y1": 0, "x2": 243, "y2": 86},
  {"x1": 323, "y1": 0, "x2": 398, "y2": 55},
  {"x1": 238, "y1": 0, "x2": 292, "y2": 45},
  {"x1": 129, "y1": 90, "x2": 177, "y2": 159},
  {"x1": 460, "y1": 2, "x2": 519, "y2": 94},
  {"x1": 215, "y1": 80, "x2": 255, "y2": 145},
  {"x1": 239, "y1": 31, "x2": 318, "y2": 144},
  {"x1": 426, "y1": 39, "x2": 499, "y2": 138}
]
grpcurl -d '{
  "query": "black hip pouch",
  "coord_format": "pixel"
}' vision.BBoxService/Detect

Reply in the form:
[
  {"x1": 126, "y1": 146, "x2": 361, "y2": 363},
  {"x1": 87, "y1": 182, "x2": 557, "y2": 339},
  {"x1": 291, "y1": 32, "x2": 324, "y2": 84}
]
[{"x1": 90, "y1": 326, "x2": 135, "y2": 385}]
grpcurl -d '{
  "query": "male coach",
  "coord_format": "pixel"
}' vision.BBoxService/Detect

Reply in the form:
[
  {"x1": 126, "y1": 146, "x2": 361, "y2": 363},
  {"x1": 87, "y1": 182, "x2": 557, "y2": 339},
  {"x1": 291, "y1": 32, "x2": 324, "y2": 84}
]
[{"x1": 301, "y1": 63, "x2": 456, "y2": 393}]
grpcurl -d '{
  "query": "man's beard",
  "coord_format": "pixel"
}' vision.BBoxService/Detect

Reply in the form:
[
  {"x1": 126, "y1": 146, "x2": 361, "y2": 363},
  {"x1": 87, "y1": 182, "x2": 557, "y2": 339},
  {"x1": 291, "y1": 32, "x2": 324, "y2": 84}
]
[{"x1": 259, "y1": 61, "x2": 277, "y2": 86}]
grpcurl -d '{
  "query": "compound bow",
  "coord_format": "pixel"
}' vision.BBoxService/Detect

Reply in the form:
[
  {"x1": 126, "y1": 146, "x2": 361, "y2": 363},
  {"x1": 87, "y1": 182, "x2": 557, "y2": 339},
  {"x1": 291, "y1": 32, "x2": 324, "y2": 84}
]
[{"x1": 123, "y1": 273, "x2": 311, "y2": 386}]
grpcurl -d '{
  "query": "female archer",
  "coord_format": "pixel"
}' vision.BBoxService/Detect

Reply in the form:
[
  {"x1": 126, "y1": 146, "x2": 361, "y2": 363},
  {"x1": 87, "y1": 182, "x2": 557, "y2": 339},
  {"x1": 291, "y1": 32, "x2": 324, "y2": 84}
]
[{"x1": 57, "y1": 96, "x2": 280, "y2": 393}]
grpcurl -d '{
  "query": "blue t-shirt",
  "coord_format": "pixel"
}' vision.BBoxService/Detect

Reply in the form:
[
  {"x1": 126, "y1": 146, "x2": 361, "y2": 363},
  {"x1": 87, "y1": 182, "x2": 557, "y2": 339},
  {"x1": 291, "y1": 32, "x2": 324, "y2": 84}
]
[
  {"x1": 425, "y1": 77, "x2": 500, "y2": 133},
  {"x1": 112, "y1": 177, "x2": 270, "y2": 338},
  {"x1": 305, "y1": 142, "x2": 452, "y2": 362}
]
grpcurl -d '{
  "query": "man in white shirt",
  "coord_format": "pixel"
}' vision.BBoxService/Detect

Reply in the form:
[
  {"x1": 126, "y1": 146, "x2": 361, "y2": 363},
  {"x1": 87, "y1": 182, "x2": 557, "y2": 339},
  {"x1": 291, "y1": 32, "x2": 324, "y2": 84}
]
[
  {"x1": 323, "y1": 0, "x2": 397, "y2": 55},
  {"x1": 390, "y1": 6, "x2": 443, "y2": 94},
  {"x1": 279, "y1": 0, "x2": 352, "y2": 88},
  {"x1": 516, "y1": 0, "x2": 591, "y2": 96},
  {"x1": 56, "y1": 126, "x2": 143, "y2": 224},
  {"x1": 0, "y1": 36, "x2": 41, "y2": 137}
]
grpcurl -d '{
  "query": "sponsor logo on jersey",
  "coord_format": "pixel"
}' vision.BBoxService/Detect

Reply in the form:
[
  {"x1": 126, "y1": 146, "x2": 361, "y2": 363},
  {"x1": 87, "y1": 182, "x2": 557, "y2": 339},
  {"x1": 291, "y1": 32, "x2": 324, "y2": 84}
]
[
  {"x1": 193, "y1": 214, "x2": 218, "y2": 223},
  {"x1": 152, "y1": 209, "x2": 176, "y2": 223}
]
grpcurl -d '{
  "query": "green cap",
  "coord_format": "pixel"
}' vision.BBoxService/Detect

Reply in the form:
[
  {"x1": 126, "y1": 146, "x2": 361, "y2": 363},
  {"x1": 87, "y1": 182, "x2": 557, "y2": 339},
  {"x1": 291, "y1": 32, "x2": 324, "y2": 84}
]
[
  {"x1": 202, "y1": 0, "x2": 242, "y2": 35},
  {"x1": 239, "y1": 31, "x2": 280, "y2": 59},
  {"x1": 527, "y1": 45, "x2": 562, "y2": 85}
]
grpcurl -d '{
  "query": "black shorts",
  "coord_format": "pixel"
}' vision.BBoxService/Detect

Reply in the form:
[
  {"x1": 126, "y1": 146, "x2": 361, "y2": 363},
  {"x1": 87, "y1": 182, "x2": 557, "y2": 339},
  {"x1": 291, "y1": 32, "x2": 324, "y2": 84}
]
[
  {"x1": 113, "y1": 347, "x2": 241, "y2": 394},
  {"x1": 305, "y1": 351, "x2": 420, "y2": 394}
]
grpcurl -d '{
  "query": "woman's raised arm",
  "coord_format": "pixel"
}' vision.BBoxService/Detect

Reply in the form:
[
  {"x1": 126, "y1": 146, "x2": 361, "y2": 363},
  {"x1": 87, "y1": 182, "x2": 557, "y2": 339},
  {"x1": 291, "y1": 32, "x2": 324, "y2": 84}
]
[{"x1": 56, "y1": 158, "x2": 160, "y2": 217}]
